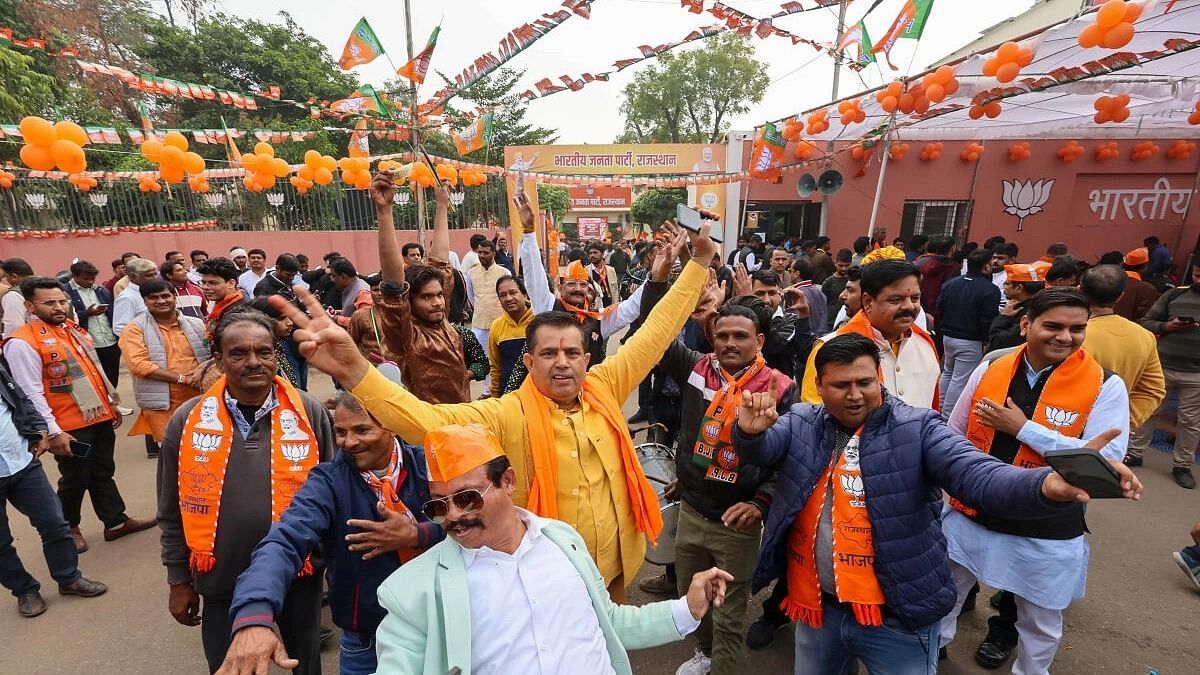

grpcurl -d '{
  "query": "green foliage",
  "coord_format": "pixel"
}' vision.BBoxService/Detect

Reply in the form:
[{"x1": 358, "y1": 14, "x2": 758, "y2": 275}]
[
  {"x1": 0, "y1": 46, "x2": 55, "y2": 120},
  {"x1": 631, "y1": 188, "x2": 687, "y2": 227},
  {"x1": 617, "y1": 33, "x2": 768, "y2": 143},
  {"x1": 536, "y1": 184, "x2": 569, "y2": 223}
]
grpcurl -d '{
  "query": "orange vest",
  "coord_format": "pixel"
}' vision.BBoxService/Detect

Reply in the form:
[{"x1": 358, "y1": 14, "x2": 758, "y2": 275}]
[{"x1": 9, "y1": 320, "x2": 114, "y2": 431}]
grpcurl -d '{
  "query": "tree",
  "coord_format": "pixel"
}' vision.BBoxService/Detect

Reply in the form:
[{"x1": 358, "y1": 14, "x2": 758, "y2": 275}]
[
  {"x1": 617, "y1": 32, "x2": 768, "y2": 143},
  {"x1": 537, "y1": 184, "x2": 569, "y2": 224},
  {"x1": 631, "y1": 188, "x2": 687, "y2": 227},
  {"x1": 0, "y1": 47, "x2": 55, "y2": 121}
]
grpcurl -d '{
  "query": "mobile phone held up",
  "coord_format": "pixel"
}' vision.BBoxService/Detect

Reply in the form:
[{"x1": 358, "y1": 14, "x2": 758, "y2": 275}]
[
  {"x1": 1043, "y1": 448, "x2": 1124, "y2": 499},
  {"x1": 675, "y1": 204, "x2": 724, "y2": 243}
]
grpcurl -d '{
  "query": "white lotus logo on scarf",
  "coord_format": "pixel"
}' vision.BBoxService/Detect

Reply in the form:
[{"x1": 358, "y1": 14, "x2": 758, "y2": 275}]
[
  {"x1": 1001, "y1": 179, "x2": 1054, "y2": 232},
  {"x1": 839, "y1": 474, "x2": 865, "y2": 508},
  {"x1": 281, "y1": 443, "x2": 312, "y2": 470},
  {"x1": 1044, "y1": 406, "x2": 1079, "y2": 429},
  {"x1": 191, "y1": 432, "x2": 222, "y2": 463}
]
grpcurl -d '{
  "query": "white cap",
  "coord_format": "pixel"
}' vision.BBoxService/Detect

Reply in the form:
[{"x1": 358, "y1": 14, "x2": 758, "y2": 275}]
[{"x1": 229, "y1": 248, "x2": 248, "y2": 258}]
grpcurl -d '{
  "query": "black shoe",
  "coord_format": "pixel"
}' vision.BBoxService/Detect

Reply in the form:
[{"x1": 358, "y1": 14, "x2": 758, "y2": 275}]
[
  {"x1": 974, "y1": 639, "x2": 1015, "y2": 669},
  {"x1": 1124, "y1": 455, "x2": 1143, "y2": 468},
  {"x1": 146, "y1": 451, "x2": 159, "y2": 459},
  {"x1": 627, "y1": 408, "x2": 650, "y2": 425},
  {"x1": 58, "y1": 577, "x2": 108, "y2": 598},
  {"x1": 938, "y1": 646, "x2": 948, "y2": 662},
  {"x1": 17, "y1": 591, "x2": 46, "y2": 618},
  {"x1": 1173, "y1": 467, "x2": 1195, "y2": 489},
  {"x1": 319, "y1": 625, "x2": 336, "y2": 648},
  {"x1": 961, "y1": 582, "x2": 979, "y2": 612},
  {"x1": 988, "y1": 590, "x2": 1005, "y2": 610},
  {"x1": 745, "y1": 616, "x2": 788, "y2": 650}
]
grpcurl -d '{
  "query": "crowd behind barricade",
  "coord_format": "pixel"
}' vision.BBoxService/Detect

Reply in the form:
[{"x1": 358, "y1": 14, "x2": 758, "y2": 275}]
[{"x1": 0, "y1": 175, "x2": 1197, "y2": 675}]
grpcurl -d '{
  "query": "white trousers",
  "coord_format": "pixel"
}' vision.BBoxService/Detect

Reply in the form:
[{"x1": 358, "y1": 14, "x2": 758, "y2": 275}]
[
  {"x1": 470, "y1": 327, "x2": 490, "y2": 396},
  {"x1": 939, "y1": 561, "x2": 1064, "y2": 675}
]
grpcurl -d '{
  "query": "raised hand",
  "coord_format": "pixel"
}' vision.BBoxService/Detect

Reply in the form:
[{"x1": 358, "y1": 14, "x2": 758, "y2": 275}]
[
  {"x1": 785, "y1": 286, "x2": 810, "y2": 318},
  {"x1": 692, "y1": 270, "x2": 724, "y2": 319},
  {"x1": 737, "y1": 372, "x2": 780, "y2": 435},
  {"x1": 271, "y1": 288, "x2": 370, "y2": 389},
  {"x1": 651, "y1": 221, "x2": 687, "y2": 282},
  {"x1": 433, "y1": 183, "x2": 450, "y2": 206},
  {"x1": 732, "y1": 264, "x2": 752, "y2": 298},
  {"x1": 688, "y1": 218, "x2": 719, "y2": 268},
  {"x1": 370, "y1": 172, "x2": 395, "y2": 211},
  {"x1": 514, "y1": 193, "x2": 536, "y2": 233}
]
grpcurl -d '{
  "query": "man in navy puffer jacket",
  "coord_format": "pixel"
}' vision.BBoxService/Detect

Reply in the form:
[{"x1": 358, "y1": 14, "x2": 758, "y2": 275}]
[
  {"x1": 733, "y1": 334, "x2": 1123, "y2": 674},
  {"x1": 216, "y1": 393, "x2": 444, "y2": 675}
]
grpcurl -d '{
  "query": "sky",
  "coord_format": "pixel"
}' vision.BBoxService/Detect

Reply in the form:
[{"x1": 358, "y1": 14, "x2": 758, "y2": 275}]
[{"x1": 218, "y1": 0, "x2": 1039, "y2": 143}]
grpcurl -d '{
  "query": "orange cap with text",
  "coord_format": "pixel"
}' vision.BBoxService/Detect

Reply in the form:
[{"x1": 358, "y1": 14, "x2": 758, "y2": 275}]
[
  {"x1": 424, "y1": 423, "x2": 505, "y2": 483},
  {"x1": 1005, "y1": 261, "x2": 1051, "y2": 283},
  {"x1": 561, "y1": 259, "x2": 590, "y2": 281}
]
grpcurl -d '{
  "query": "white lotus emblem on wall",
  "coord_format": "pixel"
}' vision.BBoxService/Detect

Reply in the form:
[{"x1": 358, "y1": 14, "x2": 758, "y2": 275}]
[
  {"x1": 1002, "y1": 179, "x2": 1055, "y2": 231},
  {"x1": 266, "y1": 192, "x2": 285, "y2": 207}
]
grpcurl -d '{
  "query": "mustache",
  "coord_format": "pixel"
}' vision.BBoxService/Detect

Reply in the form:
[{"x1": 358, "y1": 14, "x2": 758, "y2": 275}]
[
  {"x1": 443, "y1": 517, "x2": 483, "y2": 531},
  {"x1": 892, "y1": 311, "x2": 918, "y2": 320}
]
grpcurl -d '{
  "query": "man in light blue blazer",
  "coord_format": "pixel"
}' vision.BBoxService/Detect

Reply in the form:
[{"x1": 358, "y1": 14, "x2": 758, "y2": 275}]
[{"x1": 373, "y1": 423, "x2": 734, "y2": 675}]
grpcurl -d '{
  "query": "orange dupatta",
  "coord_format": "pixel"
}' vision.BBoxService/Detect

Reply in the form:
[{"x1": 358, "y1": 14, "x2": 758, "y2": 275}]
[
  {"x1": 515, "y1": 376, "x2": 663, "y2": 540},
  {"x1": 360, "y1": 443, "x2": 421, "y2": 564},
  {"x1": 179, "y1": 375, "x2": 318, "y2": 574}
]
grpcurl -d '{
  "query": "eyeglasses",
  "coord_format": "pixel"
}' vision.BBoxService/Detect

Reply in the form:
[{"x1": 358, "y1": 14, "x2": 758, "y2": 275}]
[{"x1": 421, "y1": 484, "x2": 494, "y2": 524}]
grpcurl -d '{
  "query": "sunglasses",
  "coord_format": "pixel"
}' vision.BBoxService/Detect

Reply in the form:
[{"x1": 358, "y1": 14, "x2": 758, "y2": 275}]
[{"x1": 421, "y1": 484, "x2": 494, "y2": 524}]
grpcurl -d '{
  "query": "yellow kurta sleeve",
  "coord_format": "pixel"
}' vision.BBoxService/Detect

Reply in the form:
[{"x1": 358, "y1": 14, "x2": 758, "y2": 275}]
[
  {"x1": 350, "y1": 366, "x2": 504, "y2": 446},
  {"x1": 588, "y1": 259, "x2": 707, "y2": 401},
  {"x1": 800, "y1": 337, "x2": 826, "y2": 403},
  {"x1": 1129, "y1": 339, "x2": 1166, "y2": 429},
  {"x1": 117, "y1": 322, "x2": 158, "y2": 378},
  {"x1": 487, "y1": 317, "x2": 503, "y2": 396}
]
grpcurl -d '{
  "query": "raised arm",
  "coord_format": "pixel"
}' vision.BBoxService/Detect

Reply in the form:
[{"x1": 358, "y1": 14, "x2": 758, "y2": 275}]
[
  {"x1": 514, "y1": 193, "x2": 555, "y2": 314},
  {"x1": 430, "y1": 184, "x2": 450, "y2": 262},
  {"x1": 373, "y1": 173, "x2": 405, "y2": 286}
]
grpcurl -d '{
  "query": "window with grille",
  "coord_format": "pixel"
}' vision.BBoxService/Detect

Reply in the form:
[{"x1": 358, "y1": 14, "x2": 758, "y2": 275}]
[{"x1": 899, "y1": 200, "x2": 973, "y2": 242}]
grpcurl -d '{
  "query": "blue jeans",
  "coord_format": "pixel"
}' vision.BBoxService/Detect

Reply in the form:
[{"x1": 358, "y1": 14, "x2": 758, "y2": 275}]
[
  {"x1": 793, "y1": 596, "x2": 938, "y2": 675},
  {"x1": 339, "y1": 630, "x2": 377, "y2": 675},
  {"x1": 0, "y1": 459, "x2": 80, "y2": 596}
]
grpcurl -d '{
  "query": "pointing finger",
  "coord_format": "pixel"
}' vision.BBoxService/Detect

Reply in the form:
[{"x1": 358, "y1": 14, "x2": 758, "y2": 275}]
[{"x1": 274, "y1": 287, "x2": 317, "y2": 330}]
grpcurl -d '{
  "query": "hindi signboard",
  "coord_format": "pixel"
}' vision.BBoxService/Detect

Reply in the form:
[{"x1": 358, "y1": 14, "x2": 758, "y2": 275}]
[
  {"x1": 577, "y1": 217, "x2": 608, "y2": 240},
  {"x1": 568, "y1": 185, "x2": 632, "y2": 210}
]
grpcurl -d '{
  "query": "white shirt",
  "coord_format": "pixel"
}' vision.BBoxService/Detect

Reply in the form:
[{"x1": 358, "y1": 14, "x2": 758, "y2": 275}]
[
  {"x1": 991, "y1": 269, "x2": 1008, "y2": 311},
  {"x1": 460, "y1": 250, "x2": 480, "y2": 276},
  {"x1": 1, "y1": 289, "x2": 27, "y2": 337},
  {"x1": 112, "y1": 283, "x2": 146, "y2": 337},
  {"x1": 464, "y1": 509, "x2": 698, "y2": 674},
  {"x1": 187, "y1": 267, "x2": 202, "y2": 284},
  {"x1": 237, "y1": 269, "x2": 267, "y2": 297},
  {"x1": 0, "y1": 394, "x2": 32, "y2": 478}
]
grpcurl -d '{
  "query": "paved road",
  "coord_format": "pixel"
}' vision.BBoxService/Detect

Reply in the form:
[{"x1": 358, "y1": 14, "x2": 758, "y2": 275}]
[{"x1": 3, "y1": 369, "x2": 1197, "y2": 674}]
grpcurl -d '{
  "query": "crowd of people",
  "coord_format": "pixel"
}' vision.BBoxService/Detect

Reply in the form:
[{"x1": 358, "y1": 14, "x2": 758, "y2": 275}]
[{"x1": 0, "y1": 172, "x2": 1196, "y2": 675}]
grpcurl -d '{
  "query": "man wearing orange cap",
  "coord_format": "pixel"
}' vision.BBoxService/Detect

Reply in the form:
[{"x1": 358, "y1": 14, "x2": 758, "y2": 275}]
[
  {"x1": 273, "y1": 217, "x2": 721, "y2": 600},
  {"x1": 987, "y1": 262, "x2": 1049, "y2": 353},
  {"x1": 374, "y1": 423, "x2": 733, "y2": 675},
  {"x1": 1114, "y1": 247, "x2": 1159, "y2": 321}
]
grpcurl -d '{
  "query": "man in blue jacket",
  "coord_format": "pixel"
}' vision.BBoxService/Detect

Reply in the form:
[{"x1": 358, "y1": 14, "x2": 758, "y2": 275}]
[
  {"x1": 732, "y1": 333, "x2": 1138, "y2": 674},
  {"x1": 214, "y1": 392, "x2": 443, "y2": 675}
]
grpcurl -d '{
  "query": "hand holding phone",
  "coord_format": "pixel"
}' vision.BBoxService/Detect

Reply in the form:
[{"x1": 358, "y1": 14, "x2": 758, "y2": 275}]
[
  {"x1": 1043, "y1": 448, "x2": 1125, "y2": 499},
  {"x1": 676, "y1": 204, "x2": 724, "y2": 243}
]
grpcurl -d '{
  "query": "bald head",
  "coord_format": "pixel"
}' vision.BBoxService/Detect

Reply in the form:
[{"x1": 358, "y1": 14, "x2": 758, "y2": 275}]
[{"x1": 1080, "y1": 264, "x2": 1127, "y2": 308}]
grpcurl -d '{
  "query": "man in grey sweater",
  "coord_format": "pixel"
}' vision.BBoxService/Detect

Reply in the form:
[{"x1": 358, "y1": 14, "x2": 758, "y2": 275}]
[{"x1": 157, "y1": 309, "x2": 334, "y2": 673}]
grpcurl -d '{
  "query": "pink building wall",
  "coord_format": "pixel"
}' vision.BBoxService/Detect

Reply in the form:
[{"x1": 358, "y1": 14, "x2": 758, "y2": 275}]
[{"x1": 747, "y1": 138, "x2": 1200, "y2": 263}]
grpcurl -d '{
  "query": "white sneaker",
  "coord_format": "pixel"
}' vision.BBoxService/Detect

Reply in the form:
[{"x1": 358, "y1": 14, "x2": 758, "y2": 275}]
[
  {"x1": 117, "y1": 406, "x2": 134, "y2": 416},
  {"x1": 675, "y1": 649, "x2": 711, "y2": 675}
]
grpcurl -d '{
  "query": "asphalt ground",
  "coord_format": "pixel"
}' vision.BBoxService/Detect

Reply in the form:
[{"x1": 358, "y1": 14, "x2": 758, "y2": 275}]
[{"x1": 3, "y1": 365, "x2": 1198, "y2": 674}]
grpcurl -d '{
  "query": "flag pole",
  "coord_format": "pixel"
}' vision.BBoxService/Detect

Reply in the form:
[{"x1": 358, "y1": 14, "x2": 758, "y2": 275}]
[
  {"x1": 402, "y1": 0, "x2": 428, "y2": 249},
  {"x1": 819, "y1": 0, "x2": 849, "y2": 238}
]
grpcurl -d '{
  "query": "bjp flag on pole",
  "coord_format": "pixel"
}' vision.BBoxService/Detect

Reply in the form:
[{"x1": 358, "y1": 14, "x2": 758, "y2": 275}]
[
  {"x1": 452, "y1": 112, "x2": 493, "y2": 156},
  {"x1": 396, "y1": 25, "x2": 441, "y2": 85},
  {"x1": 349, "y1": 119, "x2": 370, "y2": 158},
  {"x1": 339, "y1": 18, "x2": 385, "y2": 70}
]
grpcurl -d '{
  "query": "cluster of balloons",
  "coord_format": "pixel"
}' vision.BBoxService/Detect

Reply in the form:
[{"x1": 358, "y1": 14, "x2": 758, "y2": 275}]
[
  {"x1": 876, "y1": 81, "x2": 930, "y2": 115},
  {"x1": 837, "y1": 99, "x2": 866, "y2": 126},
  {"x1": 806, "y1": 110, "x2": 830, "y2": 134},
  {"x1": 793, "y1": 140, "x2": 817, "y2": 160},
  {"x1": 19, "y1": 117, "x2": 88, "y2": 173},
  {"x1": 338, "y1": 157, "x2": 374, "y2": 190},
  {"x1": 242, "y1": 143, "x2": 291, "y2": 192},
  {"x1": 780, "y1": 118, "x2": 804, "y2": 141},
  {"x1": 1008, "y1": 142, "x2": 1032, "y2": 161},
  {"x1": 1094, "y1": 94, "x2": 1131, "y2": 124},
  {"x1": 188, "y1": 175, "x2": 211, "y2": 193},
  {"x1": 407, "y1": 162, "x2": 436, "y2": 188},
  {"x1": 1056, "y1": 140, "x2": 1086, "y2": 163},
  {"x1": 1167, "y1": 140, "x2": 1196, "y2": 161},
  {"x1": 295, "y1": 150, "x2": 338, "y2": 193},
  {"x1": 920, "y1": 66, "x2": 959, "y2": 104},
  {"x1": 1189, "y1": 101, "x2": 1200, "y2": 125},
  {"x1": 137, "y1": 176, "x2": 163, "y2": 193},
  {"x1": 1094, "y1": 141, "x2": 1120, "y2": 161},
  {"x1": 889, "y1": 142, "x2": 910, "y2": 161},
  {"x1": 434, "y1": 163, "x2": 458, "y2": 185},
  {"x1": 960, "y1": 143, "x2": 985, "y2": 162},
  {"x1": 850, "y1": 143, "x2": 872, "y2": 161},
  {"x1": 1079, "y1": 1, "x2": 1141, "y2": 50},
  {"x1": 1130, "y1": 140, "x2": 1159, "y2": 161},
  {"x1": 919, "y1": 142, "x2": 944, "y2": 161},
  {"x1": 968, "y1": 101, "x2": 1003, "y2": 120},
  {"x1": 461, "y1": 168, "x2": 488, "y2": 186},
  {"x1": 69, "y1": 174, "x2": 99, "y2": 192},
  {"x1": 983, "y1": 41, "x2": 1035, "y2": 83},
  {"x1": 0, "y1": 170, "x2": 16, "y2": 189},
  {"x1": 141, "y1": 131, "x2": 206, "y2": 184}
]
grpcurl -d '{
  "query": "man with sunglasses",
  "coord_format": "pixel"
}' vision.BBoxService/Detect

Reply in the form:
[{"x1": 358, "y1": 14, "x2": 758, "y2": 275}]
[
  {"x1": 213, "y1": 393, "x2": 440, "y2": 675},
  {"x1": 373, "y1": 423, "x2": 733, "y2": 675}
]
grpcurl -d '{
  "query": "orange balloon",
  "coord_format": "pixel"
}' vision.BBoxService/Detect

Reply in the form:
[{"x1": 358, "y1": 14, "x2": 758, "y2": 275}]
[
  {"x1": 164, "y1": 131, "x2": 189, "y2": 151},
  {"x1": 320, "y1": 155, "x2": 337, "y2": 172},
  {"x1": 1124, "y1": 1, "x2": 1143, "y2": 22},
  {"x1": 55, "y1": 121, "x2": 90, "y2": 146},
  {"x1": 1103, "y1": 22, "x2": 1135, "y2": 49},
  {"x1": 50, "y1": 139, "x2": 86, "y2": 173},
  {"x1": 255, "y1": 172, "x2": 277, "y2": 190},
  {"x1": 986, "y1": 102, "x2": 1002, "y2": 118},
  {"x1": 944, "y1": 79, "x2": 960, "y2": 96},
  {"x1": 159, "y1": 145, "x2": 185, "y2": 168},
  {"x1": 254, "y1": 142, "x2": 275, "y2": 157},
  {"x1": 298, "y1": 165, "x2": 315, "y2": 181},
  {"x1": 20, "y1": 143, "x2": 56, "y2": 171},
  {"x1": 304, "y1": 149, "x2": 321, "y2": 167},
  {"x1": 270, "y1": 157, "x2": 290, "y2": 178},
  {"x1": 1079, "y1": 23, "x2": 1106, "y2": 48},
  {"x1": 19, "y1": 117, "x2": 57, "y2": 146},
  {"x1": 996, "y1": 42, "x2": 1020, "y2": 62},
  {"x1": 314, "y1": 167, "x2": 333, "y2": 185},
  {"x1": 982, "y1": 59, "x2": 999, "y2": 77},
  {"x1": 925, "y1": 83, "x2": 945, "y2": 102},
  {"x1": 898, "y1": 93, "x2": 915, "y2": 112},
  {"x1": 996, "y1": 62, "x2": 1020, "y2": 83},
  {"x1": 161, "y1": 164, "x2": 185, "y2": 183},
  {"x1": 1112, "y1": 106, "x2": 1130, "y2": 123},
  {"x1": 1016, "y1": 47, "x2": 1034, "y2": 67},
  {"x1": 1097, "y1": 0, "x2": 1126, "y2": 28},
  {"x1": 183, "y1": 152, "x2": 206, "y2": 175}
]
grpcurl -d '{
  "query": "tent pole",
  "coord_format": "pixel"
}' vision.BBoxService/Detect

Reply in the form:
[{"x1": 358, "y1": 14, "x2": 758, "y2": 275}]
[{"x1": 866, "y1": 143, "x2": 891, "y2": 241}]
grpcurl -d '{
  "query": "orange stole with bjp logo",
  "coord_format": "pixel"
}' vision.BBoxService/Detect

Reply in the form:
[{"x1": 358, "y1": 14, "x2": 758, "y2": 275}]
[
  {"x1": 951, "y1": 346, "x2": 1102, "y2": 517},
  {"x1": 690, "y1": 355, "x2": 779, "y2": 484},
  {"x1": 178, "y1": 375, "x2": 318, "y2": 574}
]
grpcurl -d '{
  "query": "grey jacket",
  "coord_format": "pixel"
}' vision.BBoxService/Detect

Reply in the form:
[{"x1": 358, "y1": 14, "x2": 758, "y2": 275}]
[{"x1": 130, "y1": 312, "x2": 209, "y2": 411}]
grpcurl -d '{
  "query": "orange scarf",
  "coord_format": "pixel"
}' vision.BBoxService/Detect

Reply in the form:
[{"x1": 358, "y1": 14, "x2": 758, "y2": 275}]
[
  {"x1": 1125, "y1": 270, "x2": 1142, "y2": 281},
  {"x1": 515, "y1": 376, "x2": 662, "y2": 540},
  {"x1": 952, "y1": 347, "x2": 1101, "y2": 517},
  {"x1": 837, "y1": 311, "x2": 940, "y2": 411},
  {"x1": 360, "y1": 443, "x2": 421, "y2": 564},
  {"x1": 179, "y1": 375, "x2": 318, "y2": 574},
  {"x1": 782, "y1": 428, "x2": 884, "y2": 628},
  {"x1": 559, "y1": 297, "x2": 618, "y2": 323},
  {"x1": 206, "y1": 289, "x2": 246, "y2": 335},
  {"x1": 692, "y1": 355, "x2": 768, "y2": 484}
]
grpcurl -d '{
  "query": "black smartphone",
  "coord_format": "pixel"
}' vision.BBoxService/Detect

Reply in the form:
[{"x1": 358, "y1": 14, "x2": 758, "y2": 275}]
[
  {"x1": 69, "y1": 440, "x2": 92, "y2": 459},
  {"x1": 1177, "y1": 316, "x2": 1197, "y2": 323},
  {"x1": 675, "y1": 204, "x2": 724, "y2": 243},
  {"x1": 1043, "y1": 448, "x2": 1124, "y2": 499}
]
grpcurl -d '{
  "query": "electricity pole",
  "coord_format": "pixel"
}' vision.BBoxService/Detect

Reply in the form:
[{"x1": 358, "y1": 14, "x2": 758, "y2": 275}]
[{"x1": 818, "y1": 0, "x2": 848, "y2": 238}]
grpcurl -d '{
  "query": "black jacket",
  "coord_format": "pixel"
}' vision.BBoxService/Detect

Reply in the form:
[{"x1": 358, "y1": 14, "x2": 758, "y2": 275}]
[
  {"x1": 64, "y1": 282, "x2": 114, "y2": 335},
  {"x1": 987, "y1": 302, "x2": 1028, "y2": 352},
  {"x1": 764, "y1": 313, "x2": 817, "y2": 384},
  {"x1": 936, "y1": 272, "x2": 1001, "y2": 342},
  {"x1": 253, "y1": 273, "x2": 298, "y2": 304},
  {"x1": 0, "y1": 357, "x2": 49, "y2": 444}
]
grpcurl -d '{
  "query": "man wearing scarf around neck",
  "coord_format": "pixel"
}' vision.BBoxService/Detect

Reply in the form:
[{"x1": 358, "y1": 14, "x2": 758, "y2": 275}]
[
  {"x1": 157, "y1": 310, "x2": 334, "y2": 674},
  {"x1": 272, "y1": 204, "x2": 721, "y2": 601},
  {"x1": 652, "y1": 301, "x2": 798, "y2": 675},
  {"x1": 734, "y1": 333, "x2": 1140, "y2": 675},
  {"x1": 198, "y1": 257, "x2": 248, "y2": 338},
  {"x1": 214, "y1": 392, "x2": 441, "y2": 675}
]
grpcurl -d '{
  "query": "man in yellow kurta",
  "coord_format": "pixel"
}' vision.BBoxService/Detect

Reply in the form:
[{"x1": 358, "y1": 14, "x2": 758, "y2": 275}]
[{"x1": 275, "y1": 186, "x2": 720, "y2": 599}]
